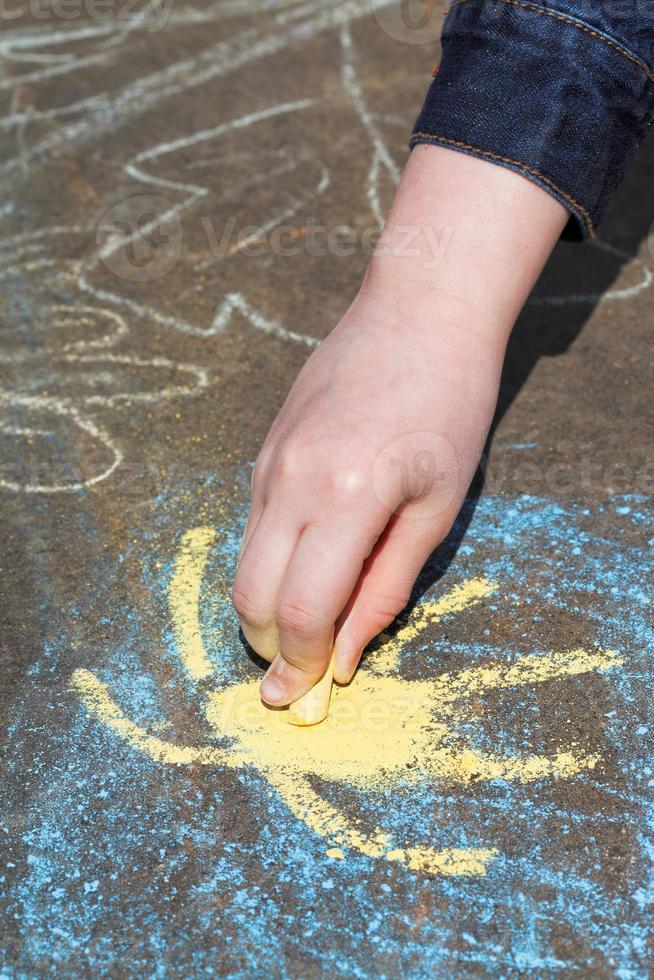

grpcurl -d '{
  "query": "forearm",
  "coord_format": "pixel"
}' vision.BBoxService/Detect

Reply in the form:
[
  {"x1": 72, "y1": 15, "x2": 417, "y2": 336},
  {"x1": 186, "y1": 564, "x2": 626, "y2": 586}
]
[{"x1": 362, "y1": 143, "x2": 568, "y2": 335}]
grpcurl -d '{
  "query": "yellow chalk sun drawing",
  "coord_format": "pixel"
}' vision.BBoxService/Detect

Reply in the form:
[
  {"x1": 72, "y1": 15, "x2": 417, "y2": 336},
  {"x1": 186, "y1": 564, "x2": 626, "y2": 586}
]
[{"x1": 71, "y1": 527, "x2": 623, "y2": 877}]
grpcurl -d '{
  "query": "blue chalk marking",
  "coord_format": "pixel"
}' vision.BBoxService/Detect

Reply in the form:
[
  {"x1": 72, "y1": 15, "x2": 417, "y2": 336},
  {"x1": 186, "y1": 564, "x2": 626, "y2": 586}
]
[{"x1": 1, "y1": 478, "x2": 652, "y2": 977}]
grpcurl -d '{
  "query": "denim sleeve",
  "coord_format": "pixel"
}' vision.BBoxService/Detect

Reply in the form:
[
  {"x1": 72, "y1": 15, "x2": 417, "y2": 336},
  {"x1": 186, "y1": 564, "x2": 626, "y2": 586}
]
[{"x1": 410, "y1": 0, "x2": 654, "y2": 239}]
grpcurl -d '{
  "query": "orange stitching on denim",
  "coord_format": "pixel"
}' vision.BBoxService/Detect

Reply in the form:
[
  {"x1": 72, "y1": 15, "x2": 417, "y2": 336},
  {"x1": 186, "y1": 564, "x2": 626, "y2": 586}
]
[
  {"x1": 410, "y1": 132, "x2": 595, "y2": 236},
  {"x1": 447, "y1": 0, "x2": 654, "y2": 83}
]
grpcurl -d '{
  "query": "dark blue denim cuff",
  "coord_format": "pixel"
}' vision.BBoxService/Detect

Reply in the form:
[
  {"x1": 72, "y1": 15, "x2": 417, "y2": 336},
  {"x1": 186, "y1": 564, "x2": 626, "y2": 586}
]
[{"x1": 410, "y1": 0, "x2": 654, "y2": 240}]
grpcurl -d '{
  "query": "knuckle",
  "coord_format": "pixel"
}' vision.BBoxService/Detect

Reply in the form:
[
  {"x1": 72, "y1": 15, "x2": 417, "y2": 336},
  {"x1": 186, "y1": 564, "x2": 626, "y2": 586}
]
[
  {"x1": 423, "y1": 511, "x2": 455, "y2": 543},
  {"x1": 251, "y1": 453, "x2": 269, "y2": 490},
  {"x1": 364, "y1": 591, "x2": 411, "y2": 629},
  {"x1": 276, "y1": 599, "x2": 324, "y2": 638},
  {"x1": 326, "y1": 465, "x2": 369, "y2": 503},
  {"x1": 278, "y1": 652, "x2": 322, "y2": 676},
  {"x1": 232, "y1": 586, "x2": 269, "y2": 630},
  {"x1": 274, "y1": 443, "x2": 306, "y2": 484}
]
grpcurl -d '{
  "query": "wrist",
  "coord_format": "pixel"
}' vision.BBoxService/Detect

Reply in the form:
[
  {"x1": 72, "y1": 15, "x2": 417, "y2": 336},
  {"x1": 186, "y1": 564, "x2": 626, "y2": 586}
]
[{"x1": 356, "y1": 244, "x2": 514, "y2": 351}]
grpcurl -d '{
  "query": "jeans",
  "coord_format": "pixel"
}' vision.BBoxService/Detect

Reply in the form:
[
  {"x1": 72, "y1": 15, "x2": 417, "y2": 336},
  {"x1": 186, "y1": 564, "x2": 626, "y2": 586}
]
[{"x1": 410, "y1": 0, "x2": 654, "y2": 239}]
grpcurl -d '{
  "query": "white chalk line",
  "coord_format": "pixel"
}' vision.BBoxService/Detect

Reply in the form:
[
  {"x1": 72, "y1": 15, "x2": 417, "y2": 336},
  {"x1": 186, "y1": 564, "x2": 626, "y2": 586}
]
[
  {"x1": 55, "y1": 305, "x2": 129, "y2": 352},
  {"x1": 0, "y1": 0, "x2": 254, "y2": 93},
  {"x1": 1, "y1": 49, "x2": 76, "y2": 64},
  {"x1": 76, "y1": 27, "x2": 403, "y2": 344},
  {"x1": 195, "y1": 163, "x2": 330, "y2": 269},
  {"x1": 185, "y1": 147, "x2": 291, "y2": 172},
  {"x1": 0, "y1": 392, "x2": 124, "y2": 494},
  {"x1": 80, "y1": 96, "x2": 323, "y2": 345},
  {"x1": 225, "y1": 164, "x2": 331, "y2": 255},
  {"x1": 0, "y1": 0, "x2": 300, "y2": 52},
  {"x1": 0, "y1": 223, "x2": 92, "y2": 246},
  {"x1": 0, "y1": 421, "x2": 51, "y2": 437},
  {"x1": 0, "y1": 0, "x2": 395, "y2": 177},
  {"x1": 1, "y1": 0, "x2": 399, "y2": 357},
  {"x1": 0, "y1": 52, "x2": 111, "y2": 92},
  {"x1": 210, "y1": 293, "x2": 320, "y2": 347},
  {"x1": 0, "y1": 241, "x2": 44, "y2": 262},
  {"x1": 0, "y1": 353, "x2": 209, "y2": 493},
  {"x1": 0, "y1": 228, "x2": 212, "y2": 493},
  {"x1": 0, "y1": 0, "x2": 307, "y2": 98},
  {"x1": 0, "y1": 257, "x2": 84, "y2": 282},
  {"x1": 0, "y1": 6, "x2": 264, "y2": 129},
  {"x1": 132, "y1": 96, "x2": 318, "y2": 164},
  {"x1": 1, "y1": 345, "x2": 210, "y2": 407},
  {"x1": 340, "y1": 22, "x2": 401, "y2": 230},
  {"x1": 61, "y1": 353, "x2": 210, "y2": 408},
  {"x1": 96, "y1": 97, "x2": 318, "y2": 274},
  {"x1": 529, "y1": 240, "x2": 653, "y2": 306},
  {"x1": 0, "y1": 93, "x2": 119, "y2": 133}
]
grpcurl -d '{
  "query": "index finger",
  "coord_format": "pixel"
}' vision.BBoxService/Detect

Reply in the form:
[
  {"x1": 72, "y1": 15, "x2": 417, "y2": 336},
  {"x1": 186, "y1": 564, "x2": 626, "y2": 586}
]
[{"x1": 260, "y1": 512, "x2": 387, "y2": 706}]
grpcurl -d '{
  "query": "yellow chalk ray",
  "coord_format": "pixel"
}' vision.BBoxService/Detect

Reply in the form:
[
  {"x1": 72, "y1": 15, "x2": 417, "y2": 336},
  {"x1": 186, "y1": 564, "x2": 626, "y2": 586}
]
[
  {"x1": 428, "y1": 745, "x2": 600, "y2": 784},
  {"x1": 433, "y1": 647, "x2": 624, "y2": 708},
  {"x1": 368, "y1": 576, "x2": 499, "y2": 675},
  {"x1": 391, "y1": 846, "x2": 499, "y2": 877},
  {"x1": 263, "y1": 769, "x2": 498, "y2": 877},
  {"x1": 169, "y1": 526, "x2": 216, "y2": 681},
  {"x1": 71, "y1": 668, "x2": 247, "y2": 768}
]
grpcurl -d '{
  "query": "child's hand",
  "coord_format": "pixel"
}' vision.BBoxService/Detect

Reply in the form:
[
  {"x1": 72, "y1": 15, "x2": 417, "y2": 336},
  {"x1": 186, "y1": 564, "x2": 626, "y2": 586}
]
[{"x1": 232, "y1": 145, "x2": 568, "y2": 706}]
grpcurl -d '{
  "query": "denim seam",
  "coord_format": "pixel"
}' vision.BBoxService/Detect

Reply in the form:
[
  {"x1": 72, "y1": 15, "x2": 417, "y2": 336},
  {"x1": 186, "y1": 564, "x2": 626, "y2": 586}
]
[
  {"x1": 410, "y1": 132, "x2": 595, "y2": 236},
  {"x1": 447, "y1": 0, "x2": 654, "y2": 84}
]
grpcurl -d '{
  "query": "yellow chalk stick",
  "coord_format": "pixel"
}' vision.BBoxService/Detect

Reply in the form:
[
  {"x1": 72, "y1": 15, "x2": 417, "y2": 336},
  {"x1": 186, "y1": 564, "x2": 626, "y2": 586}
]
[{"x1": 287, "y1": 655, "x2": 335, "y2": 727}]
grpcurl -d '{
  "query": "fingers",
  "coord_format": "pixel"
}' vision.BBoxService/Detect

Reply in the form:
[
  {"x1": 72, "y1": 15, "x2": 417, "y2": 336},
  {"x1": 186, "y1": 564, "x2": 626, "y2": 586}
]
[
  {"x1": 236, "y1": 457, "x2": 268, "y2": 566},
  {"x1": 260, "y1": 516, "x2": 384, "y2": 706},
  {"x1": 332, "y1": 511, "x2": 443, "y2": 684},
  {"x1": 236, "y1": 506, "x2": 263, "y2": 570},
  {"x1": 232, "y1": 507, "x2": 298, "y2": 663}
]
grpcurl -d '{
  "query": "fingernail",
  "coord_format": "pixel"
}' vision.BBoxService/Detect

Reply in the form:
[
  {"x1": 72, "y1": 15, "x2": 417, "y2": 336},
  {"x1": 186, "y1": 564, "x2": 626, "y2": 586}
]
[
  {"x1": 333, "y1": 646, "x2": 361, "y2": 685},
  {"x1": 240, "y1": 622, "x2": 278, "y2": 664},
  {"x1": 260, "y1": 670, "x2": 286, "y2": 705}
]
